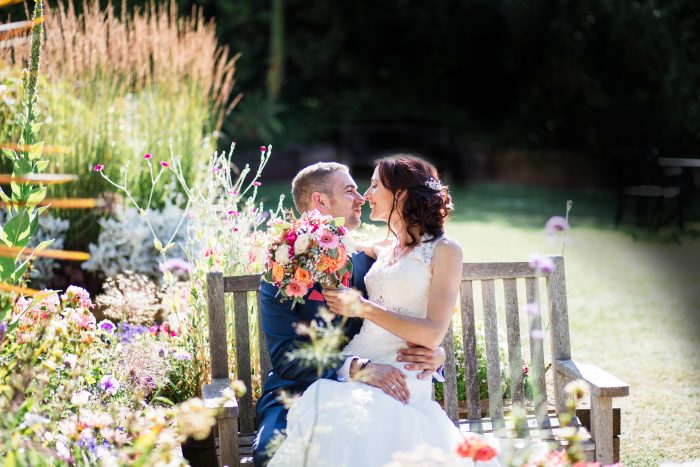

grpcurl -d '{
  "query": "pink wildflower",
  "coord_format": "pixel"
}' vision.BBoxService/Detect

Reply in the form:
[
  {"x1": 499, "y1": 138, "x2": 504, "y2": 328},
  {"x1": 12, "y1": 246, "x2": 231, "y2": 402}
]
[
  {"x1": 230, "y1": 190, "x2": 239, "y2": 196},
  {"x1": 253, "y1": 181, "x2": 262, "y2": 187},
  {"x1": 284, "y1": 280, "x2": 308, "y2": 298},
  {"x1": 204, "y1": 248, "x2": 214, "y2": 258},
  {"x1": 531, "y1": 329, "x2": 545, "y2": 340},
  {"x1": 260, "y1": 146, "x2": 267, "y2": 152},
  {"x1": 317, "y1": 230, "x2": 339, "y2": 249},
  {"x1": 528, "y1": 253, "x2": 555, "y2": 273},
  {"x1": 228, "y1": 210, "x2": 240, "y2": 216},
  {"x1": 143, "y1": 153, "x2": 152, "y2": 160},
  {"x1": 545, "y1": 216, "x2": 569, "y2": 235},
  {"x1": 525, "y1": 303, "x2": 540, "y2": 317},
  {"x1": 159, "y1": 161, "x2": 170, "y2": 168},
  {"x1": 93, "y1": 164, "x2": 104, "y2": 172},
  {"x1": 233, "y1": 227, "x2": 239, "y2": 232},
  {"x1": 61, "y1": 285, "x2": 93, "y2": 309}
]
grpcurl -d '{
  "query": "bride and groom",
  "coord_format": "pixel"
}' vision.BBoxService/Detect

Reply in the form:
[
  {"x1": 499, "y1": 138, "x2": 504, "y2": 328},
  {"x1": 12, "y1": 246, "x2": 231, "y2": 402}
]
[{"x1": 255, "y1": 156, "x2": 500, "y2": 466}]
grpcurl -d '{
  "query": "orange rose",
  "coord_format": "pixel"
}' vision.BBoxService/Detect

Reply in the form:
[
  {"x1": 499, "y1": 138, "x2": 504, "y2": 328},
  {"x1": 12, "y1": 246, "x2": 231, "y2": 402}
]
[
  {"x1": 294, "y1": 268, "x2": 313, "y2": 286},
  {"x1": 271, "y1": 262, "x2": 285, "y2": 283},
  {"x1": 318, "y1": 254, "x2": 333, "y2": 272}
]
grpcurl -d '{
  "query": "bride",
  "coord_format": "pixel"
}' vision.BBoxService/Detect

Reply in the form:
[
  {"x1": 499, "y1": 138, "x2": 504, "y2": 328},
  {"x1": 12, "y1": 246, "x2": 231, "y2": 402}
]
[{"x1": 268, "y1": 155, "x2": 501, "y2": 467}]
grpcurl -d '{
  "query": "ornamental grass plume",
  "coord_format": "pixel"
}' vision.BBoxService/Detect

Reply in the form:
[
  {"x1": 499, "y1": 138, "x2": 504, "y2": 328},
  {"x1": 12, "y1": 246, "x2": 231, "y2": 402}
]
[
  {"x1": 113, "y1": 337, "x2": 172, "y2": 399},
  {"x1": 96, "y1": 272, "x2": 160, "y2": 325}
]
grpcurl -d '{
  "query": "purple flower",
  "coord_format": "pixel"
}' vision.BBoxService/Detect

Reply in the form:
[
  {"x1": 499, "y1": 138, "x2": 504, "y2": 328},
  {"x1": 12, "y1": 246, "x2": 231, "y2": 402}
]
[
  {"x1": 160, "y1": 258, "x2": 193, "y2": 274},
  {"x1": 98, "y1": 319, "x2": 116, "y2": 334},
  {"x1": 0, "y1": 321, "x2": 6, "y2": 342},
  {"x1": 530, "y1": 329, "x2": 545, "y2": 340},
  {"x1": 525, "y1": 303, "x2": 540, "y2": 317},
  {"x1": 545, "y1": 216, "x2": 569, "y2": 235},
  {"x1": 63, "y1": 353, "x2": 78, "y2": 368},
  {"x1": 93, "y1": 164, "x2": 104, "y2": 172},
  {"x1": 528, "y1": 253, "x2": 555, "y2": 273},
  {"x1": 118, "y1": 323, "x2": 149, "y2": 343},
  {"x1": 99, "y1": 375, "x2": 119, "y2": 395}
]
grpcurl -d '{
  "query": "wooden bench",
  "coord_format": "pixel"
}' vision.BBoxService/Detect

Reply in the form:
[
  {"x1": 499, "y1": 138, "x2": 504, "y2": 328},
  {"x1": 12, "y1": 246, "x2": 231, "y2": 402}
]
[{"x1": 202, "y1": 256, "x2": 629, "y2": 466}]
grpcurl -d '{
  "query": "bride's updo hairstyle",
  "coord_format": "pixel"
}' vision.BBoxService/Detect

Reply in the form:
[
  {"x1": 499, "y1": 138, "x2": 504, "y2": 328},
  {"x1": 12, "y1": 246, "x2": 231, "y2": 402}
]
[{"x1": 376, "y1": 155, "x2": 454, "y2": 247}]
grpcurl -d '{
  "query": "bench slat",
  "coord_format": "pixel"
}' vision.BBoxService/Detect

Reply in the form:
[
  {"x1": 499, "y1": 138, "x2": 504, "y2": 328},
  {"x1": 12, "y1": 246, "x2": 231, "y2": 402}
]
[
  {"x1": 462, "y1": 262, "x2": 548, "y2": 281},
  {"x1": 525, "y1": 277, "x2": 550, "y2": 429},
  {"x1": 460, "y1": 280, "x2": 481, "y2": 422},
  {"x1": 224, "y1": 274, "x2": 260, "y2": 293},
  {"x1": 441, "y1": 322, "x2": 459, "y2": 423},
  {"x1": 206, "y1": 273, "x2": 229, "y2": 379},
  {"x1": 234, "y1": 292, "x2": 255, "y2": 433},
  {"x1": 481, "y1": 279, "x2": 504, "y2": 425},
  {"x1": 504, "y1": 278, "x2": 524, "y2": 405},
  {"x1": 257, "y1": 292, "x2": 272, "y2": 389}
]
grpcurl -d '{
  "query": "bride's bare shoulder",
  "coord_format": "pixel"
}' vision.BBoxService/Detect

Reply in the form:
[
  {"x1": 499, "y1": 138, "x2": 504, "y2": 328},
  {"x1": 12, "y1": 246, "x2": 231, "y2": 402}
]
[{"x1": 433, "y1": 237, "x2": 462, "y2": 262}]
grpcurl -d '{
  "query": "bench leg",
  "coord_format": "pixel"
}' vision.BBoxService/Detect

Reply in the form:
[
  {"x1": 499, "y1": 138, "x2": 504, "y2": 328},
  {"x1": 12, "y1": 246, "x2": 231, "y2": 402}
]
[
  {"x1": 590, "y1": 395, "x2": 613, "y2": 465},
  {"x1": 218, "y1": 416, "x2": 239, "y2": 467}
]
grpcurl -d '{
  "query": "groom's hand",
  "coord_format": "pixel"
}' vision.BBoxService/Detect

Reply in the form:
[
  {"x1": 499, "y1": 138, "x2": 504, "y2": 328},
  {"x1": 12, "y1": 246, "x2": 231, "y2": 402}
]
[
  {"x1": 397, "y1": 343, "x2": 446, "y2": 380},
  {"x1": 353, "y1": 362, "x2": 410, "y2": 404}
]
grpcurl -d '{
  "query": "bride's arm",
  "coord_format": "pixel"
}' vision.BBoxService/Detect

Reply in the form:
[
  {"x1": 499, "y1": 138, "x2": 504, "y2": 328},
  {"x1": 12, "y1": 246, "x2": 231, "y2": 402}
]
[{"x1": 324, "y1": 239, "x2": 463, "y2": 350}]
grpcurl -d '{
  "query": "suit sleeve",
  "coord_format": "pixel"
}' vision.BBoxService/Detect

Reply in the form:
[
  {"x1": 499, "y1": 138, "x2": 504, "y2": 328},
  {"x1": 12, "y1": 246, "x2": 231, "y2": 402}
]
[{"x1": 259, "y1": 281, "x2": 342, "y2": 384}]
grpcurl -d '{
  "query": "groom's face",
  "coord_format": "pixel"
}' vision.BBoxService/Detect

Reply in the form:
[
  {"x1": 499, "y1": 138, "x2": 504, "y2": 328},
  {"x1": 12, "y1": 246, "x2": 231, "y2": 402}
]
[{"x1": 326, "y1": 171, "x2": 364, "y2": 230}]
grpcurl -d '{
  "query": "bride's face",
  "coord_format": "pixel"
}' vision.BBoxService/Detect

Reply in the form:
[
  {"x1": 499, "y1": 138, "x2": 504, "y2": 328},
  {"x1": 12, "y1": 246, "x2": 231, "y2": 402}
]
[{"x1": 364, "y1": 167, "x2": 394, "y2": 222}]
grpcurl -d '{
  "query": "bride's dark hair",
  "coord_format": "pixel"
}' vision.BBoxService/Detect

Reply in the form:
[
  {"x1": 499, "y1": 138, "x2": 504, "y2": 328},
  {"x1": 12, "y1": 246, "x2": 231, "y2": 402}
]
[{"x1": 376, "y1": 154, "x2": 453, "y2": 247}]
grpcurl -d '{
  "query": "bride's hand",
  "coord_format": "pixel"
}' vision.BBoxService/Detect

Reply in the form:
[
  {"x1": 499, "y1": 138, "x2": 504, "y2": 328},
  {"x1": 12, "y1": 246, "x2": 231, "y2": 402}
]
[{"x1": 322, "y1": 288, "x2": 368, "y2": 318}]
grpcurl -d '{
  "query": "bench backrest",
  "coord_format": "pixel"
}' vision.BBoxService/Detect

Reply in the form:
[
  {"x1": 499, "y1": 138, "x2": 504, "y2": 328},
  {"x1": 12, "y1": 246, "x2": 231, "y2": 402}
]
[{"x1": 206, "y1": 256, "x2": 570, "y2": 433}]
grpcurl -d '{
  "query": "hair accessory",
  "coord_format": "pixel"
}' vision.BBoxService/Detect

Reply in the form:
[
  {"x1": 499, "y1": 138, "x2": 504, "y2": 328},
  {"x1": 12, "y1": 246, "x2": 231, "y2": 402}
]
[{"x1": 424, "y1": 177, "x2": 442, "y2": 191}]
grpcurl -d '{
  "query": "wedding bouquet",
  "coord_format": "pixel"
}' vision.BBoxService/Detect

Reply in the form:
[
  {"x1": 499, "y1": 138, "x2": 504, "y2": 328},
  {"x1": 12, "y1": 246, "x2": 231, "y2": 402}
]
[{"x1": 263, "y1": 210, "x2": 355, "y2": 306}]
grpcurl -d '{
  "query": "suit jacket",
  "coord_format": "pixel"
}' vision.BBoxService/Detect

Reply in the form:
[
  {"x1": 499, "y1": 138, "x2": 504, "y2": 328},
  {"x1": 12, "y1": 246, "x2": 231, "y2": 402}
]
[{"x1": 256, "y1": 252, "x2": 375, "y2": 414}]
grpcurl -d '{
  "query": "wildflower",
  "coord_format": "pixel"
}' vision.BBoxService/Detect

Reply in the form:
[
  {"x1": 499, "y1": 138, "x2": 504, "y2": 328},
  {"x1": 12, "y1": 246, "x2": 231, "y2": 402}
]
[
  {"x1": 96, "y1": 272, "x2": 160, "y2": 325},
  {"x1": 545, "y1": 216, "x2": 569, "y2": 235},
  {"x1": 456, "y1": 434, "x2": 498, "y2": 461},
  {"x1": 522, "y1": 365, "x2": 529, "y2": 375},
  {"x1": 173, "y1": 351, "x2": 192, "y2": 360},
  {"x1": 231, "y1": 380, "x2": 247, "y2": 398},
  {"x1": 98, "y1": 320, "x2": 116, "y2": 334},
  {"x1": 70, "y1": 390, "x2": 91, "y2": 406},
  {"x1": 93, "y1": 164, "x2": 104, "y2": 172},
  {"x1": 253, "y1": 181, "x2": 262, "y2": 187},
  {"x1": 62, "y1": 285, "x2": 94, "y2": 309},
  {"x1": 230, "y1": 190, "x2": 239, "y2": 196},
  {"x1": 177, "y1": 398, "x2": 216, "y2": 441},
  {"x1": 204, "y1": 247, "x2": 214, "y2": 258},
  {"x1": 260, "y1": 146, "x2": 267, "y2": 152},
  {"x1": 99, "y1": 375, "x2": 119, "y2": 395},
  {"x1": 143, "y1": 153, "x2": 153, "y2": 160},
  {"x1": 526, "y1": 303, "x2": 540, "y2": 317},
  {"x1": 0, "y1": 321, "x2": 6, "y2": 342},
  {"x1": 284, "y1": 280, "x2": 308, "y2": 298},
  {"x1": 160, "y1": 258, "x2": 193, "y2": 274},
  {"x1": 227, "y1": 209, "x2": 240, "y2": 216},
  {"x1": 530, "y1": 329, "x2": 544, "y2": 340},
  {"x1": 64, "y1": 353, "x2": 78, "y2": 368},
  {"x1": 317, "y1": 229, "x2": 339, "y2": 249},
  {"x1": 565, "y1": 379, "x2": 589, "y2": 400},
  {"x1": 528, "y1": 253, "x2": 555, "y2": 273},
  {"x1": 160, "y1": 160, "x2": 170, "y2": 168}
]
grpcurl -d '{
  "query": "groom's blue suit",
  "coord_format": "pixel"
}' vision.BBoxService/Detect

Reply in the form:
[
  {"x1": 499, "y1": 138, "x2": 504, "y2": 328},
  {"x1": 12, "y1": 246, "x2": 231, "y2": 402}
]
[{"x1": 252, "y1": 252, "x2": 375, "y2": 466}]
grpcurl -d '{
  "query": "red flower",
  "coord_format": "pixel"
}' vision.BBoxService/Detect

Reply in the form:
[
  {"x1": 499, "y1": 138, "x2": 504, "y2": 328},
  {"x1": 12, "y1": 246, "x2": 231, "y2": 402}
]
[
  {"x1": 260, "y1": 146, "x2": 267, "y2": 152},
  {"x1": 474, "y1": 445, "x2": 498, "y2": 462},
  {"x1": 144, "y1": 153, "x2": 152, "y2": 160},
  {"x1": 93, "y1": 164, "x2": 104, "y2": 172},
  {"x1": 341, "y1": 271, "x2": 351, "y2": 287},
  {"x1": 286, "y1": 231, "x2": 298, "y2": 246}
]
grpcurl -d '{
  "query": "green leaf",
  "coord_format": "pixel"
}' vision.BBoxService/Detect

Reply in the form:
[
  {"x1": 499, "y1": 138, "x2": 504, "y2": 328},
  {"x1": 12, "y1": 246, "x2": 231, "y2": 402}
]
[
  {"x1": 30, "y1": 122, "x2": 42, "y2": 134},
  {"x1": 28, "y1": 142, "x2": 43, "y2": 160},
  {"x1": 273, "y1": 221, "x2": 292, "y2": 235},
  {"x1": 332, "y1": 217, "x2": 345, "y2": 227},
  {"x1": 0, "y1": 257, "x2": 15, "y2": 282},
  {"x1": 26, "y1": 186, "x2": 46, "y2": 207},
  {"x1": 2, "y1": 148, "x2": 16, "y2": 161},
  {"x1": 9, "y1": 262, "x2": 28, "y2": 283},
  {"x1": 35, "y1": 160, "x2": 49, "y2": 172},
  {"x1": 0, "y1": 210, "x2": 31, "y2": 247},
  {"x1": 0, "y1": 188, "x2": 10, "y2": 204},
  {"x1": 32, "y1": 239, "x2": 53, "y2": 254}
]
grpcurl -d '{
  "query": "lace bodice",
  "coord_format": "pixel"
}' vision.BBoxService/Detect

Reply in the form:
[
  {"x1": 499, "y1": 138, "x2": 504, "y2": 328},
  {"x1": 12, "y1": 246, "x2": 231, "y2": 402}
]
[{"x1": 342, "y1": 234, "x2": 445, "y2": 362}]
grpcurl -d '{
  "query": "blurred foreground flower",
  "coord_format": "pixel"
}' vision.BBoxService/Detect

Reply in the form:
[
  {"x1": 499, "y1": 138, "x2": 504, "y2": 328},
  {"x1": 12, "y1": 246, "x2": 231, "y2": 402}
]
[{"x1": 176, "y1": 398, "x2": 216, "y2": 441}]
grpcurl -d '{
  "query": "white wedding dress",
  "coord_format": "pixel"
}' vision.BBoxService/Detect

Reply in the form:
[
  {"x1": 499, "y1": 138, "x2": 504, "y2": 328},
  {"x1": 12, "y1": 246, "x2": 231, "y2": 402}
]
[{"x1": 268, "y1": 236, "x2": 502, "y2": 467}]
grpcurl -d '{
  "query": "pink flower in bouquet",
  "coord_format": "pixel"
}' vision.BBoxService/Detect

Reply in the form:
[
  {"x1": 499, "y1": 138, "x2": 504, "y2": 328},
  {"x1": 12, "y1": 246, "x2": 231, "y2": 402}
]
[
  {"x1": 285, "y1": 280, "x2": 308, "y2": 298},
  {"x1": 317, "y1": 229, "x2": 339, "y2": 249},
  {"x1": 286, "y1": 230, "x2": 298, "y2": 246}
]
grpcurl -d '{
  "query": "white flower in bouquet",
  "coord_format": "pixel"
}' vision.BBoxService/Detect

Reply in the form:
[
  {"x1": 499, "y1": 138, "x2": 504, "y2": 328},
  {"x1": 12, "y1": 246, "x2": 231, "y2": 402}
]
[
  {"x1": 294, "y1": 233, "x2": 311, "y2": 255},
  {"x1": 275, "y1": 244, "x2": 291, "y2": 265}
]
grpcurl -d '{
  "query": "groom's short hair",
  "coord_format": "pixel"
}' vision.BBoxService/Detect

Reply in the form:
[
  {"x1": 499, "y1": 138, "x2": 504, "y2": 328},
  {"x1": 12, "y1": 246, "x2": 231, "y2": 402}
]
[{"x1": 291, "y1": 162, "x2": 350, "y2": 212}]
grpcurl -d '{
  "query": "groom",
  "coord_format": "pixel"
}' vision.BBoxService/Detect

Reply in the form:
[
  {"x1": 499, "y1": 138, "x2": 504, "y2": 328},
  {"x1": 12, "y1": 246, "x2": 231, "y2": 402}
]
[{"x1": 253, "y1": 162, "x2": 446, "y2": 466}]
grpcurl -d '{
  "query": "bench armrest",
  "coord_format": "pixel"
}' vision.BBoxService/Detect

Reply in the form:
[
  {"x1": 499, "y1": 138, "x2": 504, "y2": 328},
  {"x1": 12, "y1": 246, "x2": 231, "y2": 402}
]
[
  {"x1": 203, "y1": 377, "x2": 239, "y2": 418},
  {"x1": 556, "y1": 359, "x2": 629, "y2": 398}
]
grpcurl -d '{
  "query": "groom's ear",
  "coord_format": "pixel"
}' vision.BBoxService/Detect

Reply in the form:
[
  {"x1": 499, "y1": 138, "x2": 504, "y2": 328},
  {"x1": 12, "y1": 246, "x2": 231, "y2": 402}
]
[{"x1": 310, "y1": 191, "x2": 329, "y2": 211}]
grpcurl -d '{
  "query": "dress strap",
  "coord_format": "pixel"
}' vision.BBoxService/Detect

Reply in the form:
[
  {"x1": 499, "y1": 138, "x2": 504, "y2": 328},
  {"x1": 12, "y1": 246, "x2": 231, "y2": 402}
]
[{"x1": 412, "y1": 234, "x2": 445, "y2": 268}]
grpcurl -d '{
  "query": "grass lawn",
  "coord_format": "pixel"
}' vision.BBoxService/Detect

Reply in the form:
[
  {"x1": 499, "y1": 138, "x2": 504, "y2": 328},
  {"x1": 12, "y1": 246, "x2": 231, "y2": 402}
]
[{"x1": 258, "y1": 181, "x2": 700, "y2": 465}]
